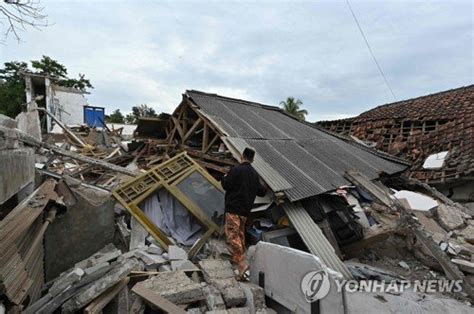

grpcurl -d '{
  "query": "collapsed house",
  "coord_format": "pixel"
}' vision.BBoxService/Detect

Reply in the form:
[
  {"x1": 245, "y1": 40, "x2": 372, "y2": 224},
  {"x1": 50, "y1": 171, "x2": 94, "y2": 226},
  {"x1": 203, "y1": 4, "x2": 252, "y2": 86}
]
[
  {"x1": 317, "y1": 85, "x2": 474, "y2": 209},
  {"x1": 1, "y1": 89, "x2": 474, "y2": 313}
]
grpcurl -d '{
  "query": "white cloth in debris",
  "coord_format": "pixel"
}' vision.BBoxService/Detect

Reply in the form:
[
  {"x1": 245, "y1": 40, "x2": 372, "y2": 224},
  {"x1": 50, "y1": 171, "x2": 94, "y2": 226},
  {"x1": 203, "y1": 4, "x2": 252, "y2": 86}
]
[{"x1": 141, "y1": 191, "x2": 203, "y2": 246}]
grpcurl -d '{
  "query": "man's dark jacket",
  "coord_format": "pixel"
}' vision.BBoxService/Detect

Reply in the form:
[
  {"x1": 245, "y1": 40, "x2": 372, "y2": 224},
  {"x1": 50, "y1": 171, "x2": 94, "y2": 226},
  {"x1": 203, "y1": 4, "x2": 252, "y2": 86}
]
[{"x1": 221, "y1": 162, "x2": 266, "y2": 217}]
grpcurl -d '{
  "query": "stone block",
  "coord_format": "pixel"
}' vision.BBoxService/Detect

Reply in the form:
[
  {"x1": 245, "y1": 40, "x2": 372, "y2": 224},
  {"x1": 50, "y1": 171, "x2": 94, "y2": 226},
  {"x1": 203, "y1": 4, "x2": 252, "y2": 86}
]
[
  {"x1": 136, "y1": 271, "x2": 205, "y2": 305},
  {"x1": 437, "y1": 204, "x2": 465, "y2": 230},
  {"x1": 458, "y1": 221, "x2": 474, "y2": 244},
  {"x1": 212, "y1": 278, "x2": 246, "y2": 307},
  {"x1": 199, "y1": 259, "x2": 246, "y2": 307},
  {"x1": 203, "y1": 285, "x2": 226, "y2": 310},
  {"x1": 169, "y1": 245, "x2": 188, "y2": 260}
]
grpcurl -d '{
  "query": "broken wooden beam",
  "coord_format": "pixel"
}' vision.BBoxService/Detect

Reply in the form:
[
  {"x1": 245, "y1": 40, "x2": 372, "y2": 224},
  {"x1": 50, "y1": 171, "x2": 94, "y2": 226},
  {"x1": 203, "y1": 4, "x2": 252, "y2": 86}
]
[
  {"x1": 36, "y1": 107, "x2": 87, "y2": 148},
  {"x1": 1, "y1": 125, "x2": 138, "y2": 177}
]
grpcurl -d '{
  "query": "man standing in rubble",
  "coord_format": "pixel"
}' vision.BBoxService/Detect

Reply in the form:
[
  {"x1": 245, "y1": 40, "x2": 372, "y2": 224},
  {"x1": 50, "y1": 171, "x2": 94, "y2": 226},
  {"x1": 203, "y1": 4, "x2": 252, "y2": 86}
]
[{"x1": 221, "y1": 147, "x2": 266, "y2": 277}]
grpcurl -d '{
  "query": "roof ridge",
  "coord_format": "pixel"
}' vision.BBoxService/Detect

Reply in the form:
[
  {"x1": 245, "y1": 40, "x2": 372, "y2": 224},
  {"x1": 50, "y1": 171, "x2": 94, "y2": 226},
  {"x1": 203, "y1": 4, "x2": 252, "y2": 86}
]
[
  {"x1": 186, "y1": 89, "x2": 282, "y2": 111},
  {"x1": 362, "y1": 84, "x2": 474, "y2": 115}
]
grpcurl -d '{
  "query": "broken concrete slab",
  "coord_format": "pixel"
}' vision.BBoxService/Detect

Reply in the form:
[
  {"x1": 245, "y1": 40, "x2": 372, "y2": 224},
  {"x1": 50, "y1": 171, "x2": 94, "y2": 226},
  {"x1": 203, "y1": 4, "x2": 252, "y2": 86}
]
[
  {"x1": 134, "y1": 271, "x2": 205, "y2": 305},
  {"x1": 147, "y1": 243, "x2": 164, "y2": 255},
  {"x1": 199, "y1": 259, "x2": 246, "y2": 307},
  {"x1": 437, "y1": 204, "x2": 465, "y2": 230},
  {"x1": 199, "y1": 260, "x2": 235, "y2": 280},
  {"x1": 134, "y1": 250, "x2": 167, "y2": 266},
  {"x1": 171, "y1": 260, "x2": 200, "y2": 272},
  {"x1": 169, "y1": 245, "x2": 188, "y2": 260},
  {"x1": 239, "y1": 282, "x2": 266, "y2": 314},
  {"x1": 62, "y1": 258, "x2": 142, "y2": 313}
]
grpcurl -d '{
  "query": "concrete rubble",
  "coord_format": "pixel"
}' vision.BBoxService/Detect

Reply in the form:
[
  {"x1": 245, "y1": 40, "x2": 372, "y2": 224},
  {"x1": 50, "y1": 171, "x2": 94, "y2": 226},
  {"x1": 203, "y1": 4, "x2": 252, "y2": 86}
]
[{"x1": 1, "y1": 86, "x2": 474, "y2": 313}]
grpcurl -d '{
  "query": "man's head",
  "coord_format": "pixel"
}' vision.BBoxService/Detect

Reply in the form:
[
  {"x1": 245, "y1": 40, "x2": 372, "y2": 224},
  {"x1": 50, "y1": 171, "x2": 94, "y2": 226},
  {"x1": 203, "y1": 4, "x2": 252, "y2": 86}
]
[{"x1": 241, "y1": 147, "x2": 255, "y2": 163}]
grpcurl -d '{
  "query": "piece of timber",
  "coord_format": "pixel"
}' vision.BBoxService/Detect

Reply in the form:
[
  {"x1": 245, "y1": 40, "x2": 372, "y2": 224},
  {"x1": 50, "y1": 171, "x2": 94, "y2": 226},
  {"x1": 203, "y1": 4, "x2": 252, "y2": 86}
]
[
  {"x1": 344, "y1": 171, "x2": 394, "y2": 207},
  {"x1": 1, "y1": 126, "x2": 138, "y2": 177},
  {"x1": 84, "y1": 277, "x2": 130, "y2": 314},
  {"x1": 131, "y1": 284, "x2": 187, "y2": 314},
  {"x1": 36, "y1": 108, "x2": 87, "y2": 148}
]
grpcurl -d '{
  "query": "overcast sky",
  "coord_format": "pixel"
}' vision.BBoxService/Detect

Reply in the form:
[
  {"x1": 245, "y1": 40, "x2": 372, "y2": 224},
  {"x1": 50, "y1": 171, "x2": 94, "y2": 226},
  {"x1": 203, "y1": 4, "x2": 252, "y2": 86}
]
[{"x1": 1, "y1": 0, "x2": 472, "y2": 121}]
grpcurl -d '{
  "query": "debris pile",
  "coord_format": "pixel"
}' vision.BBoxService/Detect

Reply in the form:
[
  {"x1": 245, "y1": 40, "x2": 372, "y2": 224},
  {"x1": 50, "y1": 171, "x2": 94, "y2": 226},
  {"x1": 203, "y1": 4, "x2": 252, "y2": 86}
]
[{"x1": 1, "y1": 87, "x2": 474, "y2": 313}]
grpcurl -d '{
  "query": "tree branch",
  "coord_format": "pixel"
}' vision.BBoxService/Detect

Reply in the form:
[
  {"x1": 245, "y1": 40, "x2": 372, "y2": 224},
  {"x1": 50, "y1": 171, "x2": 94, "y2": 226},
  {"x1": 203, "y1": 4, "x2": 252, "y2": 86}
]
[{"x1": 1, "y1": 0, "x2": 49, "y2": 43}]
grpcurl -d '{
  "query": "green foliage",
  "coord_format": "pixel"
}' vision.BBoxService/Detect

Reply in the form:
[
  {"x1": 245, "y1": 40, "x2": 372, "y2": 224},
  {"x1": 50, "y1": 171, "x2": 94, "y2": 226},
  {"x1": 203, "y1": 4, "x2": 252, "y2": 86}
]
[
  {"x1": 0, "y1": 80, "x2": 25, "y2": 118},
  {"x1": 0, "y1": 61, "x2": 27, "y2": 117},
  {"x1": 31, "y1": 55, "x2": 68, "y2": 78},
  {"x1": 31, "y1": 56, "x2": 93, "y2": 92},
  {"x1": 280, "y1": 97, "x2": 308, "y2": 121},
  {"x1": 124, "y1": 113, "x2": 136, "y2": 124},
  {"x1": 108, "y1": 109, "x2": 125, "y2": 123},
  {"x1": 124, "y1": 104, "x2": 157, "y2": 124},
  {"x1": 0, "y1": 61, "x2": 28, "y2": 83},
  {"x1": 0, "y1": 56, "x2": 94, "y2": 118}
]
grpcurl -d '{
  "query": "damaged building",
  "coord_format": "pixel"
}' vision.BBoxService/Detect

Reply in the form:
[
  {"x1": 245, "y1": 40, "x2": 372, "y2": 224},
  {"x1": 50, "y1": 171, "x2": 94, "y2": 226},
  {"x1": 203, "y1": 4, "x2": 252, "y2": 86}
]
[
  {"x1": 1, "y1": 88, "x2": 474, "y2": 313},
  {"x1": 317, "y1": 85, "x2": 474, "y2": 209}
]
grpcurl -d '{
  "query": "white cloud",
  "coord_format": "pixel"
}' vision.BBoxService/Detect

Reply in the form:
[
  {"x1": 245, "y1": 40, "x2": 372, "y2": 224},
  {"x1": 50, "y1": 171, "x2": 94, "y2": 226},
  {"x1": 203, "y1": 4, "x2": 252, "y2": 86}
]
[{"x1": 0, "y1": 0, "x2": 471, "y2": 121}]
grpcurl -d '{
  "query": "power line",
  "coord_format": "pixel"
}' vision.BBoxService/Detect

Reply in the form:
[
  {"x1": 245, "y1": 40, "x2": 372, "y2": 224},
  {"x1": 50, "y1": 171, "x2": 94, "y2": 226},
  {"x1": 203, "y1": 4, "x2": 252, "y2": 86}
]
[{"x1": 345, "y1": 0, "x2": 397, "y2": 101}]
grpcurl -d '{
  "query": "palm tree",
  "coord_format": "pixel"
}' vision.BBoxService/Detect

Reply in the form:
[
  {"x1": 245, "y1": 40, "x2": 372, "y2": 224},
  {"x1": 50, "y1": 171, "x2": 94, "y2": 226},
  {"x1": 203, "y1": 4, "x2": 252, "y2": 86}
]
[{"x1": 280, "y1": 97, "x2": 308, "y2": 121}]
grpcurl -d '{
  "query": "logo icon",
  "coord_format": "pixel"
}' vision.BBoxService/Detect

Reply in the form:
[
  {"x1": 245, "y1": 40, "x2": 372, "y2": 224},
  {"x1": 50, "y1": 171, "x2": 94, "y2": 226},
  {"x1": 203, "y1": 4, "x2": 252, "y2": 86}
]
[{"x1": 301, "y1": 269, "x2": 330, "y2": 302}]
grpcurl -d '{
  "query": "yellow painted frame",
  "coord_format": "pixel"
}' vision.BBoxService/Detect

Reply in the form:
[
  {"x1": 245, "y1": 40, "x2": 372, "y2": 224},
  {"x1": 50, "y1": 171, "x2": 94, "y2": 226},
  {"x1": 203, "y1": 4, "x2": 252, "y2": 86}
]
[{"x1": 113, "y1": 152, "x2": 224, "y2": 257}]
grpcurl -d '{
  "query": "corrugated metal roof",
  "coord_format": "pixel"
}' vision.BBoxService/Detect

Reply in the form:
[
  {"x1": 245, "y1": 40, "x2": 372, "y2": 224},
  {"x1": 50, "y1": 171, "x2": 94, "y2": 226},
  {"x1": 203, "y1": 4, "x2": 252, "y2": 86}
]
[
  {"x1": 282, "y1": 202, "x2": 352, "y2": 279},
  {"x1": 187, "y1": 90, "x2": 408, "y2": 200},
  {"x1": 222, "y1": 137, "x2": 292, "y2": 193}
]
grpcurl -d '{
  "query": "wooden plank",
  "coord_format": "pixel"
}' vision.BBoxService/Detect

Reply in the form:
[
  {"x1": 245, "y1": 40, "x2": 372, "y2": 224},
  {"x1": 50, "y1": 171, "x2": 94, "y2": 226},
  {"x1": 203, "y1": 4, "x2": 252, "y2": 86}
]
[
  {"x1": 37, "y1": 108, "x2": 87, "y2": 148},
  {"x1": 171, "y1": 117, "x2": 185, "y2": 140},
  {"x1": 203, "y1": 134, "x2": 219, "y2": 153},
  {"x1": 344, "y1": 171, "x2": 394, "y2": 207},
  {"x1": 188, "y1": 228, "x2": 216, "y2": 258},
  {"x1": 183, "y1": 118, "x2": 203, "y2": 143},
  {"x1": 131, "y1": 284, "x2": 186, "y2": 314},
  {"x1": 202, "y1": 123, "x2": 209, "y2": 152},
  {"x1": 84, "y1": 277, "x2": 130, "y2": 314}
]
